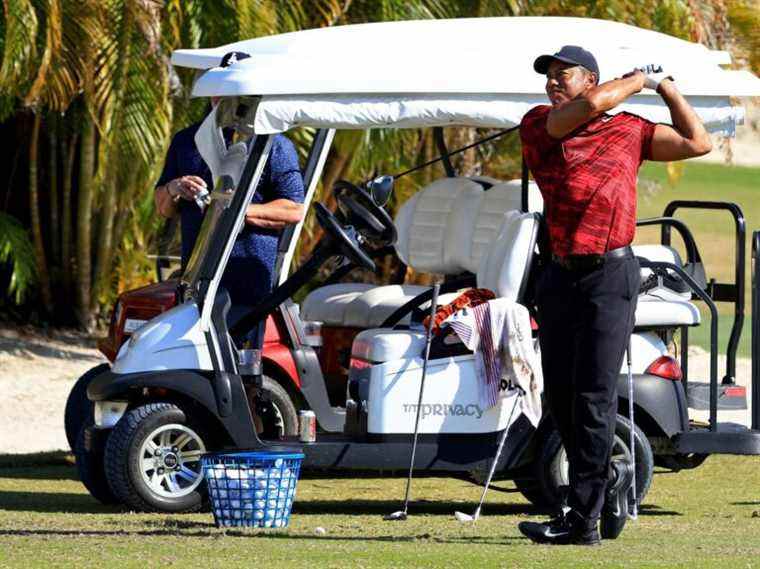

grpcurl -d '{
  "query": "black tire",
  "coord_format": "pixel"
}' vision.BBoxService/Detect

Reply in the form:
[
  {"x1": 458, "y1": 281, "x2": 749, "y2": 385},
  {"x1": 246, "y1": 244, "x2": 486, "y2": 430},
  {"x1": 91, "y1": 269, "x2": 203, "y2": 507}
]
[
  {"x1": 104, "y1": 403, "x2": 211, "y2": 513},
  {"x1": 517, "y1": 415, "x2": 654, "y2": 509},
  {"x1": 74, "y1": 424, "x2": 119, "y2": 505},
  {"x1": 251, "y1": 376, "x2": 299, "y2": 439},
  {"x1": 65, "y1": 363, "x2": 110, "y2": 452}
]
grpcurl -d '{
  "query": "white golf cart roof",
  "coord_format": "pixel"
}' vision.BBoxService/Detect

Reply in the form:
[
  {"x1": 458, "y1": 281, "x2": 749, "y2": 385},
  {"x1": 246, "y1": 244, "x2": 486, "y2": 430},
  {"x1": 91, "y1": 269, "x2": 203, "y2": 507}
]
[{"x1": 172, "y1": 17, "x2": 760, "y2": 136}]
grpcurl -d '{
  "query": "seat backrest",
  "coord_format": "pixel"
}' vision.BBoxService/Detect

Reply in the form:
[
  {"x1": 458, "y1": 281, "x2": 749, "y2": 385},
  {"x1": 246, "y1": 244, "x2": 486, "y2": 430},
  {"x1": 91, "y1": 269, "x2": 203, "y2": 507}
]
[
  {"x1": 394, "y1": 178, "x2": 483, "y2": 274},
  {"x1": 632, "y1": 244, "x2": 684, "y2": 267},
  {"x1": 476, "y1": 211, "x2": 541, "y2": 301},
  {"x1": 632, "y1": 244, "x2": 690, "y2": 299},
  {"x1": 454, "y1": 179, "x2": 544, "y2": 274}
]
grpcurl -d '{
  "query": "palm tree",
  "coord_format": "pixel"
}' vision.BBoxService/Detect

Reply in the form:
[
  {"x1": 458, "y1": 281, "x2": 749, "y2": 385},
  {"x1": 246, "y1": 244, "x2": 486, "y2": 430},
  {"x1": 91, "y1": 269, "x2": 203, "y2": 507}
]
[{"x1": 1, "y1": 0, "x2": 756, "y2": 327}]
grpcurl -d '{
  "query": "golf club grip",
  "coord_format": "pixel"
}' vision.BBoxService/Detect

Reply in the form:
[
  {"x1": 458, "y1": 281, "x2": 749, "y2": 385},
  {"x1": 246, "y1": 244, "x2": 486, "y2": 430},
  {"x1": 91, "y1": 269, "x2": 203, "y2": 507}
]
[{"x1": 422, "y1": 283, "x2": 441, "y2": 357}]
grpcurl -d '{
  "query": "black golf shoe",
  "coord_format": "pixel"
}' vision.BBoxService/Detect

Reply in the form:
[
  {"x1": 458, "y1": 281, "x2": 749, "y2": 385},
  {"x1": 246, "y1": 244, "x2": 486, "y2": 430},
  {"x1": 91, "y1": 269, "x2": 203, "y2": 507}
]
[
  {"x1": 600, "y1": 459, "x2": 634, "y2": 540},
  {"x1": 518, "y1": 509, "x2": 600, "y2": 546}
]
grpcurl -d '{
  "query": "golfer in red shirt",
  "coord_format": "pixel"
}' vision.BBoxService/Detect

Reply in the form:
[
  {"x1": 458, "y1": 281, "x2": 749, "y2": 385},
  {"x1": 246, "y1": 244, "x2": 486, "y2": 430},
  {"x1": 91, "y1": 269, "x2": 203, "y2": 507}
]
[{"x1": 518, "y1": 46, "x2": 711, "y2": 545}]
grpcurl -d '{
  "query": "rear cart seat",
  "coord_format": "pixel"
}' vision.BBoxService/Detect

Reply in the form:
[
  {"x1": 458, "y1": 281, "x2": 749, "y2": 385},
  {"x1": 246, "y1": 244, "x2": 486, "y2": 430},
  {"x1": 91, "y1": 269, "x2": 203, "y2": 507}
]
[{"x1": 631, "y1": 244, "x2": 700, "y2": 328}]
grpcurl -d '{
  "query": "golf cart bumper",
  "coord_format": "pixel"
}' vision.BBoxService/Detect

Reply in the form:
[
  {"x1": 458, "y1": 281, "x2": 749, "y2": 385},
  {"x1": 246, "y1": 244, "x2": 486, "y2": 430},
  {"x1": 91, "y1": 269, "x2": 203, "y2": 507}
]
[
  {"x1": 87, "y1": 369, "x2": 262, "y2": 448},
  {"x1": 674, "y1": 423, "x2": 760, "y2": 455}
]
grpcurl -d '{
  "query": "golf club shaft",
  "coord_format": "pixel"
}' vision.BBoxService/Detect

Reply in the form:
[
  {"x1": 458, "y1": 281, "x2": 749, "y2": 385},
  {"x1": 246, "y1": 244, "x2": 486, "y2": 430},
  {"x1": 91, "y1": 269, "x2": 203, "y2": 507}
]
[
  {"x1": 401, "y1": 283, "x2": 441, "y2": 510},
  {"x1": 472, "y1": 391, "x2": 522, "y2": 516},
  {"x1": 627, "y1": 339, "x2": 638, "y2": 519}
]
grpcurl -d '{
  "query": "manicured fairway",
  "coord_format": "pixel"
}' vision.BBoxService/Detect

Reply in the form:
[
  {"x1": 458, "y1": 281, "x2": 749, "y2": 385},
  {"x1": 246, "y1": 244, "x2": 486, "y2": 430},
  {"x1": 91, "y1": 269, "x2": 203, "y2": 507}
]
[{"x1": 1, "y1": 454, "x2": 759, "y2": 568}]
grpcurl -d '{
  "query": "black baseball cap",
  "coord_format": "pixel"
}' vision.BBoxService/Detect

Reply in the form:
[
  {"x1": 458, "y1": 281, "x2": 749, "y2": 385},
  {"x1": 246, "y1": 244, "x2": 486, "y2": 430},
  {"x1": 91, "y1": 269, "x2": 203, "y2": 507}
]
[{"x1": 533, "y1": 45, "x2": 599, "y2": 77}]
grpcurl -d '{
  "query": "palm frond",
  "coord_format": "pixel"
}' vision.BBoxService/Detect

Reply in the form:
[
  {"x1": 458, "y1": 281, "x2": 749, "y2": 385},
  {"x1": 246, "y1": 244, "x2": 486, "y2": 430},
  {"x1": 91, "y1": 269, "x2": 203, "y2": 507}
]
[
  {"x1": 0, "y1": 212, "x2": 37, "y2": 304},
  {"x1": 0, "y1": 0, "x2": 39, "y2": 92}
]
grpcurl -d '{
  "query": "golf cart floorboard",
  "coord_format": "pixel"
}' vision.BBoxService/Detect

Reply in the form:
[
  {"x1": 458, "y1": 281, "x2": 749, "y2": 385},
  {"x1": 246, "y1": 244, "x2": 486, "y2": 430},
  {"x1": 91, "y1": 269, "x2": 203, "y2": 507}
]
[
  {"x1": 674, "y1": 422, "x2": 760, "y2": 455},
  {"x1": 277, "y1": 418, "x2": 534, "y2": 472}
]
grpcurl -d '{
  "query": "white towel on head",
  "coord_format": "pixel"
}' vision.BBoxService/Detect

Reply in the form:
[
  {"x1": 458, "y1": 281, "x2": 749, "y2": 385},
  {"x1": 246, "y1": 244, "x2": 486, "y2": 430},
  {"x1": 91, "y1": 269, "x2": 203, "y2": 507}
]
[{"x1": 446, "y1": 298, "x2": 543, "y2": 426}]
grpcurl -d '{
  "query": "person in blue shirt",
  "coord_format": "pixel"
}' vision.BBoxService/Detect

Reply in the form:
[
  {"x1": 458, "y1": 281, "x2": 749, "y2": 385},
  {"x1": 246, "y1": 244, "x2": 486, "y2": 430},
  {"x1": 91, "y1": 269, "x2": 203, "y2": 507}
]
[{"x1": 154, "y1": 118, "x2": 305, "y2": 335}]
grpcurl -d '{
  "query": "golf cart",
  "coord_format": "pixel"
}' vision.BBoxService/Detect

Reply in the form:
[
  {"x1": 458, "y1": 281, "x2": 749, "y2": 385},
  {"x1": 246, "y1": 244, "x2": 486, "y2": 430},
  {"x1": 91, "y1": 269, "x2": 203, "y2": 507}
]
[{"x1": 74, "y1": 17, "x2": 760, "y2": 514}]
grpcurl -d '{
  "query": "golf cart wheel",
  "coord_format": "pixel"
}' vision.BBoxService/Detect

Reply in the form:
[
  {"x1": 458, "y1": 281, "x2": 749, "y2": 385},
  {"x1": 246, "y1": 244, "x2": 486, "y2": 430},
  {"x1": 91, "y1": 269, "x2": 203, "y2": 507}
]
[
  {"x1": 518, "y1": 415, "x2": 654, "y2": 509},
  {"x1": 74, "y1": 423, "x2": 119, "y2": 505},
  {"x1": 104, "y1": 403, "x2": 209, "y2": 513},
  {"x1": 249, "y1": 375, "x2": 299, "y2": 439},
  {"x1": 65, "y1": 363, "x2": 110, "y2": 452}
]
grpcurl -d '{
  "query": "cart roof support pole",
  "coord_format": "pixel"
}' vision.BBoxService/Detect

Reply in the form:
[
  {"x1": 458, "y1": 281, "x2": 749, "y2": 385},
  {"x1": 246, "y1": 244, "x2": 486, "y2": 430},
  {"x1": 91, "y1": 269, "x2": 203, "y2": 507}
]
[{"x1": 752, "y1": 231, "x2": 760, "y2": 430}]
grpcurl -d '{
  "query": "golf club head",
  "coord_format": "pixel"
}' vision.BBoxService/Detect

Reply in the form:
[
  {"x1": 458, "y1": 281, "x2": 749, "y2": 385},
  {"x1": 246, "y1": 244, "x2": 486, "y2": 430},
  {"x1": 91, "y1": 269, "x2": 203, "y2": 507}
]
[
  {"x1": 454, "y1": 511, "x2": 474, "y2": 523},
  {"x1": 627, "y1": 491, "x2": 639, "y2": 521},
  {"x1": 383, "y1": 510, "x2": 407, "y2": 521}
]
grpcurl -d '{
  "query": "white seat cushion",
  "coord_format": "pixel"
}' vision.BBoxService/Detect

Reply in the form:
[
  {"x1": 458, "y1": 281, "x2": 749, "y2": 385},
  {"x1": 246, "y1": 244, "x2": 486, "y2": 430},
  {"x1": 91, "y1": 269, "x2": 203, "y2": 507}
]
[
  {"x1": 476, "y1": 211, "x2": 540, "y2": 300},
  {"x1": 452, "y1": 180, "x2": 543, "y2": 274},
  {"x1": 301, "y1": 283, "x2": 375, "y2": 323},
  {"x1": 635, "y1": 296, "x2": 700, "y2": 327},
  {"x1": 395, "y1": 177, "x2": 483, "y2": 273},
  {"x1": 345, "y1": 289, "x2": 461, "y2": 328},
  {"x1": 352, "y1": 328, "x2": 426, "y2": 362},
  {"x1": 632, "y1": 243, "x2": 691, "y2": 300},
  {"x1": 343, "y1": 285, "x2": 427, "y2": 327}
]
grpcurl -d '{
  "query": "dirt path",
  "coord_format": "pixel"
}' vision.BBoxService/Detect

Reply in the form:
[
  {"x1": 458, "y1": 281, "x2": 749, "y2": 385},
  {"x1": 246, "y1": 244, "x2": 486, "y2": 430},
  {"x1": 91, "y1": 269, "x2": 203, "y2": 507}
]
[
  {"x1": 0, "y1": 325, "x2": 107, "y2": 454},
  {"x1": 0, "y1": 325, "x2": 754, "y2": 454}
]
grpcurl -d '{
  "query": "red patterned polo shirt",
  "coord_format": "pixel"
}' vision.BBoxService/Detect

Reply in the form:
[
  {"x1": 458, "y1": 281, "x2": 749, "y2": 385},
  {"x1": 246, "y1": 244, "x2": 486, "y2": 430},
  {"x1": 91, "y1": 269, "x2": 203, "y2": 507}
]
[{"x1": 519, "y1": 105, "x2": 656, "y2": 257}]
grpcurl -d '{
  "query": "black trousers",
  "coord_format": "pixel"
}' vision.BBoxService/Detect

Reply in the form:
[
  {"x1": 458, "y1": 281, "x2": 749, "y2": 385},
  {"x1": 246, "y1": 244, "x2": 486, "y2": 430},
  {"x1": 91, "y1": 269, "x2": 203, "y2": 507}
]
[{"x1": 535, "y1": 252, "x2": 640, "y2": 522}]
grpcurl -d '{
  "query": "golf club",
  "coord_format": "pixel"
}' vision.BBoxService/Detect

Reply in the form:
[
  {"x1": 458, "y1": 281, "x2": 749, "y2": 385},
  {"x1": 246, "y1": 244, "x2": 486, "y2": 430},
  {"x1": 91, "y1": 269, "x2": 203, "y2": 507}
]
[
  {"x1": 626, "y1": 339, "x2": 638, "y2": 520},
  {"x1": 383, "y1": 283, "x2": 440, "y2": 521},
  {"x1": 454, "y1": 389, "x2": 522, "y2": 523}
]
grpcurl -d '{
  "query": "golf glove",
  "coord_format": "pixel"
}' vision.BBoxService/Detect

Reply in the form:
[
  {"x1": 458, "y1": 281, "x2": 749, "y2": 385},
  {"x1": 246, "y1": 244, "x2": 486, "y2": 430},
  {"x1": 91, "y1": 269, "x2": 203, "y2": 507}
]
[{"x1": 637, "y1": 64, "x2": 673, "y2": 91}]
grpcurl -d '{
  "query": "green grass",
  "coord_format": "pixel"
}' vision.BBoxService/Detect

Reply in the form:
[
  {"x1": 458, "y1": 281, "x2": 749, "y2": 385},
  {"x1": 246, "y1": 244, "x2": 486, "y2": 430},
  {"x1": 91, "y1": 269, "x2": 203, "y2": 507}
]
[
  {"x1": 1, "y1": 457, "x2": 760, "y2": 568},
  {"x1": 636, "y1": 162, "x2": 760, "y2": 358}
]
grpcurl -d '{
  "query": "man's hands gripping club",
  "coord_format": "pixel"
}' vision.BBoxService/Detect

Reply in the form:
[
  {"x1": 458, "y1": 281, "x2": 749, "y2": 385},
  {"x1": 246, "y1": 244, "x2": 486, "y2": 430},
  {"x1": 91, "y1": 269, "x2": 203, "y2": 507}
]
[{"x1": 544, "y1": 60, "x2": 712, "y2": 160}]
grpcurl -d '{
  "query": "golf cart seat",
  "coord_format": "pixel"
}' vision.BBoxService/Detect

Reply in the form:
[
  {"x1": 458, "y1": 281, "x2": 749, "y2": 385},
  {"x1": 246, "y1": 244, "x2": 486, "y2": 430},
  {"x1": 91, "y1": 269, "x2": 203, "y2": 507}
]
[
  {"x1": 300, "y1": 177, "x2": 543, "y2": 328},
  {"x1": 631, "y1": 244, "x2": 701, "y2": 328},
  {"x1": 352, "y1": 211, "x2": 540, "y2": 363}
]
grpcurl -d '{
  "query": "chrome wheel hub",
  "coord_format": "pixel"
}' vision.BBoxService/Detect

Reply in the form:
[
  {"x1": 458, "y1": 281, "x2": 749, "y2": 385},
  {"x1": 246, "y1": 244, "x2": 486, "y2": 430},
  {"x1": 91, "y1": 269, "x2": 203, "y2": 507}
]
[{"x1": 139, "y1": 424, "x2": 206, "y2": 499}]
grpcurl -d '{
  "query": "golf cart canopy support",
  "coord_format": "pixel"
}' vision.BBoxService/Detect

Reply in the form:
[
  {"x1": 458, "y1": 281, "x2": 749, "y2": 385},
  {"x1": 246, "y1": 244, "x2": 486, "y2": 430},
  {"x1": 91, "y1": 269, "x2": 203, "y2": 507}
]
[{"x1": 173, "y1": 17, "x2": 760, "y2": 137}]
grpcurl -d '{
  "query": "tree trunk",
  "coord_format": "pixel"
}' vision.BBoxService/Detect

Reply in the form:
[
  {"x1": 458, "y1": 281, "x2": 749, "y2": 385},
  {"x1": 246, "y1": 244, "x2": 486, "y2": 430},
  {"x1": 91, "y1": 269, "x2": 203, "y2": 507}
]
[
  {"x1": 92, "y1": 178, "x2": 117, "y2": 309},
  {"x1": 76, "y1": 115, "x2": 96, "y2": 331},
  {"x1": 48, "y1": 114, "x2": 60, "y2": 268},
  {"x1": 28, "y1": 112, "x2": 54, "y2": 314},
  {"x1": 61, "y1": 131, "x2": 78, "y2": 295}
]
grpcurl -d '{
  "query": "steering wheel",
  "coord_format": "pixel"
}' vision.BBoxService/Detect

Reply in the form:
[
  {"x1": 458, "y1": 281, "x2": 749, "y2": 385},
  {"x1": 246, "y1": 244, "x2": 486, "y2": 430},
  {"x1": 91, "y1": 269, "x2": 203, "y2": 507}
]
[
  {"x1": 314, "y1": 202, "x2": 376, "y2": 272},
  {"x1": 333, "y1": 180, "x2": 397, "y2": 246}
]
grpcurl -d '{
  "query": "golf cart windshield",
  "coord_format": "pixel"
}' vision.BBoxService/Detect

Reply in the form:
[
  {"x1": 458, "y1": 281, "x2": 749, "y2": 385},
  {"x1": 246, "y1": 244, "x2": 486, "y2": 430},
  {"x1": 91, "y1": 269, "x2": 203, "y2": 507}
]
[
  {"x1": 182, "y1": 179, "x2": 236, "y2": 294},
  {"x1": 179, "y1": 101, "x2": 274, "y2": 314}
]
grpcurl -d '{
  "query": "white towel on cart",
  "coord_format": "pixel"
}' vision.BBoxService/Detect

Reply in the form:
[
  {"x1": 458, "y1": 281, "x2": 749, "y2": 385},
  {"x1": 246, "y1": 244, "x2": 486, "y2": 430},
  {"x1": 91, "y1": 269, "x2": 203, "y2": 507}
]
[{"x1": 446, "y1": 298, "x2": 543, "y2": 427}]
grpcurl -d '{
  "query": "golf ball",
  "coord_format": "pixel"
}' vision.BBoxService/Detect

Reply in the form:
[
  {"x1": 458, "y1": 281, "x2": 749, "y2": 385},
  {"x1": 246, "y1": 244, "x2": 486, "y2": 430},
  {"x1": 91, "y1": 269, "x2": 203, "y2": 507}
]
[{"x1": 314, "y1": 527, "x2": 326, "y2": 535}]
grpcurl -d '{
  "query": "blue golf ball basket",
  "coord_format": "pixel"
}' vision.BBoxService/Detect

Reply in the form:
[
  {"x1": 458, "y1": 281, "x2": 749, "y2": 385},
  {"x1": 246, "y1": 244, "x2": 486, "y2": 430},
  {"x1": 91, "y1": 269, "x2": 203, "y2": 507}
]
[{"x1": 202, "y1": 450, "x2": 304, "y2": 528}]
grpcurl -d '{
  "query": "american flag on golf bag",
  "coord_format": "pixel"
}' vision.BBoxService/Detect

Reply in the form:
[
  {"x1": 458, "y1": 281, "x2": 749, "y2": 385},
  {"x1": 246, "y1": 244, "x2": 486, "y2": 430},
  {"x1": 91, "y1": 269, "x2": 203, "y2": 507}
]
[
  {"x1": 448, "y1": 302, "x2": 502, "y2": 409},
  {"x1": 446, "y1": 298, "x2": 543, "y2": 426}
]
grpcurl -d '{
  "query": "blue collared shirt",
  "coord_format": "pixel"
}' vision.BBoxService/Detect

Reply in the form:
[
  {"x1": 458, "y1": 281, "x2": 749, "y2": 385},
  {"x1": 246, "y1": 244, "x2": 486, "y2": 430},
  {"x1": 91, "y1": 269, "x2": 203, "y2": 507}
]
[{"x1": 156, "y1": 122, "x2": 304, "y2": 306}]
